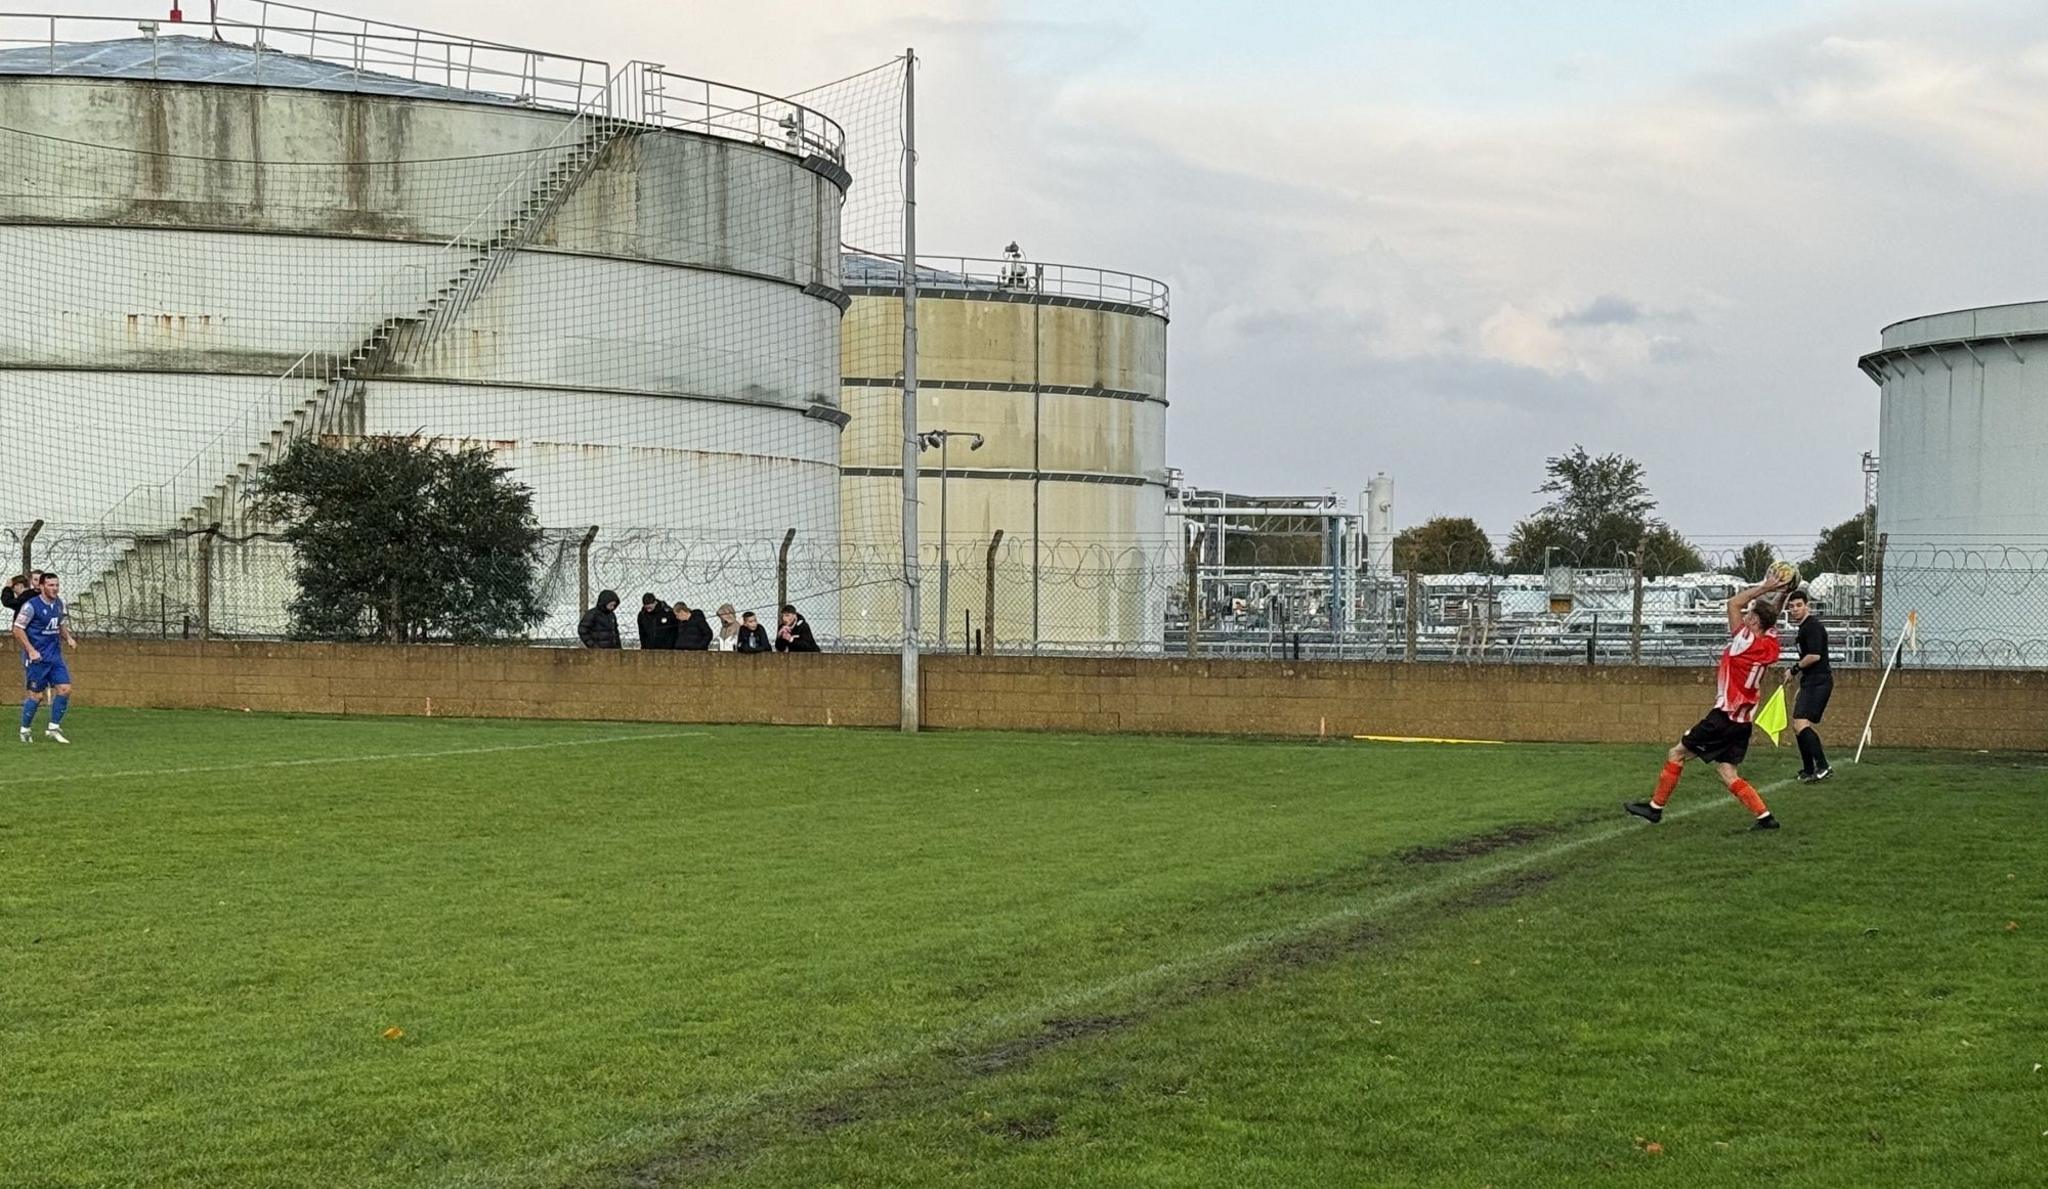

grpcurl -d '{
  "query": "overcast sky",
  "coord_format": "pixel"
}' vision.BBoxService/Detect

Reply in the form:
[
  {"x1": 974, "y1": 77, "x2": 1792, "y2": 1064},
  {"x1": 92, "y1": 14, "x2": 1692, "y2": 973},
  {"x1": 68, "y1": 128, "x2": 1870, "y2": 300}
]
[{"x1": 82, "y1": 0, "x2": 2048, "y2": 547}]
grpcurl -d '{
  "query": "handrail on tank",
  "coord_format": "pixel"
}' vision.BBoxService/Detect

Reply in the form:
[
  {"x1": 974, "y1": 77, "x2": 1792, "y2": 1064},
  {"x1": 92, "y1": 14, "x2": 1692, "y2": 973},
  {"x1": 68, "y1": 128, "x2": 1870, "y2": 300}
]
[
  {"x1": 619, "y1": 62, "x2": 844, "y2": 162},
  {"x1": 0, "y1": 9, "x2": 844, "y2": 160},
  {"x1": 849, "y1": 253, "x2": 1171, "y2": 317},
  {"x1": 0, "y1": 8, "x2": 613, "y2": 109}
]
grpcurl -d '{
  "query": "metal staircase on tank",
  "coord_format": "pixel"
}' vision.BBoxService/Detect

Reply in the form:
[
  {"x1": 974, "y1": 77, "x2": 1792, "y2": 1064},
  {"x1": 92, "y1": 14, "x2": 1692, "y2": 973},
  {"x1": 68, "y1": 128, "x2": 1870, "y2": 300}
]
[{"x1": 75, "y1": 115, "x2": 635, "y2": 629}]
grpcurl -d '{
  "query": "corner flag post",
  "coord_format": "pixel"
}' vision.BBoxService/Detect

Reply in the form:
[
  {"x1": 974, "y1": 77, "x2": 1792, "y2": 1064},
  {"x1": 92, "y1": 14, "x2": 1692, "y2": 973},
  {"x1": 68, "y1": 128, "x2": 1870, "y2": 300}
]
[{"x1": 1854, "y1": 609, "x2": 1916, "y2": 763}]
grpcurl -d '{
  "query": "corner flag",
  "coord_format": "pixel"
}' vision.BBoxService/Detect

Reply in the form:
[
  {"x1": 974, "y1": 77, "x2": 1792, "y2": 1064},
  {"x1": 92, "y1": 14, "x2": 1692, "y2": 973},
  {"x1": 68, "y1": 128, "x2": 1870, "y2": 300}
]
[{"x1": 1755, "y1": 686, "x2": 1788, "y2": 745}]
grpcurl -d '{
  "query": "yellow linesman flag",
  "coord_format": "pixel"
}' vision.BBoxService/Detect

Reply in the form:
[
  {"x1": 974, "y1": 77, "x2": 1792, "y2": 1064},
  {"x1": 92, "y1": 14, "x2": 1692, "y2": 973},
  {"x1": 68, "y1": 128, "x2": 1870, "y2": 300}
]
[{"x1": 1755, "y1": 686, "x2": 1789, "y2": 745}]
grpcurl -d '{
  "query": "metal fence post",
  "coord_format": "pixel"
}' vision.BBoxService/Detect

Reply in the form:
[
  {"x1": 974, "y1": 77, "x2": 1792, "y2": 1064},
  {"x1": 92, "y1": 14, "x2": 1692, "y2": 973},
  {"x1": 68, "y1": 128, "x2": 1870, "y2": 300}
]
[
  {"x1": 984, "y1": 529, "x2": 1003, "y2": 655},
  {"x1": 196, "y1": 523, "x2": 219, "y2": 640},
  {"x1": 1629, "y1": 543, "x2": 1645, "y2": 665},
  {"x1": 1869, "y1": 531, "x2": 1888, "y2": 663},
  {"x1": 21, "y1": 518, "x2": 42, "y2": 579},
  {"x1": 1184, "y1": 533, "x2": 1201, "y2": 657},
  {"x1": 1405, "y1": 571, "x2": 1420, "y2": 662},
  {"x1": 777, "y1": 527, "x2": 796, "y2": 610},
  {"x1": 576, "y1": 525, "x2": 599, "y2": 612}
]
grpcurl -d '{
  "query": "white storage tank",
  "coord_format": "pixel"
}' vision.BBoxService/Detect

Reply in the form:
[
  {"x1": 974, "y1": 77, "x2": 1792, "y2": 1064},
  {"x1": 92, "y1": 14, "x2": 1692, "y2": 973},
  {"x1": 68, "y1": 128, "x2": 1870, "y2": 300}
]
[
  {"x1": 1859, "y1": 301, "x2": 2048, "y2": 665},
  {"x1": 0, "y1": 12, "x2": 849, "y2": 640}
]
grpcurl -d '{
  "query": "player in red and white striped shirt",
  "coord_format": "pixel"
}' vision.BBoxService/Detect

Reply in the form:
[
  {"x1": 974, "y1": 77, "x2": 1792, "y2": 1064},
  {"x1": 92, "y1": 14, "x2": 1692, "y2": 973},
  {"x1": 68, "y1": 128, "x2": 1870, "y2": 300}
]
[{"x1": 1627, "y1": 569, "x2": 1793, "y2": 830}]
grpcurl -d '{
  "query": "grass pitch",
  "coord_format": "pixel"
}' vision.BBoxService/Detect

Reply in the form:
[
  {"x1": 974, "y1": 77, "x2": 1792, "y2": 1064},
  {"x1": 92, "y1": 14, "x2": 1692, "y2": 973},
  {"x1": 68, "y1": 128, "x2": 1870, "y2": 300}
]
[{"x1": 4, "y1": 710, "x2": 2042, "y2": 1187}]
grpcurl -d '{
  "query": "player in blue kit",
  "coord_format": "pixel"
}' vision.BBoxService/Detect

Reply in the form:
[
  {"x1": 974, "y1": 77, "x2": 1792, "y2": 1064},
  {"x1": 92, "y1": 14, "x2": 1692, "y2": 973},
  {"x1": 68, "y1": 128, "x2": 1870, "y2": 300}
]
[{"x1": 13, "y1": 571, "x2": 76, "y2": 744}]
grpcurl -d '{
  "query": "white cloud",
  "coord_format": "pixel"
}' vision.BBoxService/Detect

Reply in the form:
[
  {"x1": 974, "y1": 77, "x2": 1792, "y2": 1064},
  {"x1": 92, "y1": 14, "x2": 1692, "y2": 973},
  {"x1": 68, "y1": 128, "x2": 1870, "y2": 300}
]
[{"x1": 943, "y1": 3, "x2": 2048, "y2": 537}]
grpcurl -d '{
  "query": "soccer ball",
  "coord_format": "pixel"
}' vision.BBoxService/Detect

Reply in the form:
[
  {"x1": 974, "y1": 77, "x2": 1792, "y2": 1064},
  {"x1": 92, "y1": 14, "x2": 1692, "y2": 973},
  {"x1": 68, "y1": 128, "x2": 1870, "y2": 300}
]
[{"x1": 1769, "y1": 560, "x2": 1799, "y2": 585}]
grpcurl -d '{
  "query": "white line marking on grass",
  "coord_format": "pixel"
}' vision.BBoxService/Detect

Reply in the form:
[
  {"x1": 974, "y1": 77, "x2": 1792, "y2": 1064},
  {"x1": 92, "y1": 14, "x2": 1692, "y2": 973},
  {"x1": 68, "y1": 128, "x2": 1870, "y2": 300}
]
[
  {"x1": 35, "y1": 731, "x2": 707, "y2": 784},
  {"x1": 450, "y1": 777, "x2": 1797, "y2": 1189}
]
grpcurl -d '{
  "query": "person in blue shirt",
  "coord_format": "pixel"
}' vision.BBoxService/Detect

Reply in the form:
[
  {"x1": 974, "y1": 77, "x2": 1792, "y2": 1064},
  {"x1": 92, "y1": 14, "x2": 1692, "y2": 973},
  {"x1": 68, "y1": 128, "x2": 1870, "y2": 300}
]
[{"x1": 13, "y1": 571, "x2": 76, "y2": 744}]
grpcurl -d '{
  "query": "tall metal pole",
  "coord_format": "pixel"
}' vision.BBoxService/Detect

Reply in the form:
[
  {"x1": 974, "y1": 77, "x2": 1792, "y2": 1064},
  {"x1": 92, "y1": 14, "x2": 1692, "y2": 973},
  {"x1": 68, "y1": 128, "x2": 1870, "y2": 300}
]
[
  {"x1": 577, "y1": 524, "x2": 599, "y2": 614},
  {"x1": 937, "y1": 435, "x2": 950, "y2": 653},
  {"x1": 20, "y1": 518, "x2": 42, "y2": 582},
  {"x1": 898, "y1": 48, "x2": 921, "y2": 732},
  {"x1": 1628, "y1": 542, "x2": 1645, "y2": 665},
  {"x1": 984, "y1": 528, "x2": 1003, "y2": 655},
  {"x1": 1031, "y1": 263, "x2": 1043, "y2": 650}
]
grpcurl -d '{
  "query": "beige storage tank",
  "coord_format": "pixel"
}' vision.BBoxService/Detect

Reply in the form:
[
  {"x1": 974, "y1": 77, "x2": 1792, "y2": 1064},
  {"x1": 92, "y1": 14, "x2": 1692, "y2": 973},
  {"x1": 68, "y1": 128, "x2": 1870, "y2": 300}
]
[{"x1": 839, "y1": 251, "x2": 1171, "y2": 650}]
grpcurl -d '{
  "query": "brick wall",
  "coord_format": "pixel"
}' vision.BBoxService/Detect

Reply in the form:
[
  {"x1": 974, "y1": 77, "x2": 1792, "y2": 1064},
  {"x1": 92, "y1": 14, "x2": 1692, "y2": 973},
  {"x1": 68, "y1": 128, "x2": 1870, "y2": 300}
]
[
  {"x1": 919, "y1": 656, "x2": 2047, "y2": 752},
  {"x1": 76, "y1": 641, "x2": 2047, "y2": 750},
  {"x1": 89, "y1": 640, "x2": 900, "y2": 728}
]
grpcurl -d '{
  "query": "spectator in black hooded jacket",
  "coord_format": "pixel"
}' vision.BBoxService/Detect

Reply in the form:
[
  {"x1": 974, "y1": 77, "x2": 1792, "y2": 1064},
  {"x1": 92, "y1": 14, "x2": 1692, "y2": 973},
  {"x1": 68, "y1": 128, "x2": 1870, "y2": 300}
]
[
  {"x1": 636, "y1": 593, "x2": 677, "y2": 650},
  {"x1": 774, "y1": 604, "x2": 820, "y2": 653},
  {"x1": 672, "y1": 598, "x2": 714, "y2": 651},
  {"x1": 578, "y1": 590, "x2": 622, "y2": 649}
]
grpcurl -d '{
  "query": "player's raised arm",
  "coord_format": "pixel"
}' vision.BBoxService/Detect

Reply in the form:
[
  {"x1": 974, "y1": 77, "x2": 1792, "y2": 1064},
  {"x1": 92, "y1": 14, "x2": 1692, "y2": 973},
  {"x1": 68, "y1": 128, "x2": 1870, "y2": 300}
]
[{"x1": 1726, "y1": 570, "x2": 1789, "y2": 634}]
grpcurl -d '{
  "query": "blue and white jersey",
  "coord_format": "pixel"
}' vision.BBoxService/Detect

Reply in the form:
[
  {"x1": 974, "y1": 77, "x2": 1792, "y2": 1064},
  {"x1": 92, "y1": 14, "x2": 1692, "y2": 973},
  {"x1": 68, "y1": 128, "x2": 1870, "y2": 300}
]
[{"x1": 15, "y1": 594, "x2": 65, "y2": 657}]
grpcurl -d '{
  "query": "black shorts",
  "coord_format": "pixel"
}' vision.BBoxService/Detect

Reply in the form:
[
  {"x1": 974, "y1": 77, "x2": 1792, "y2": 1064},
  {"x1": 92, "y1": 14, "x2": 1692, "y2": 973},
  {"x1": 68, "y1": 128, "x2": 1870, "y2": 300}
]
[
  {"x1": 1794, "y1": 675, "x2": 1833, "y2": 723},
  {"x1": 1682, "y1": 708, "x2": 1753, "y2": 766}
]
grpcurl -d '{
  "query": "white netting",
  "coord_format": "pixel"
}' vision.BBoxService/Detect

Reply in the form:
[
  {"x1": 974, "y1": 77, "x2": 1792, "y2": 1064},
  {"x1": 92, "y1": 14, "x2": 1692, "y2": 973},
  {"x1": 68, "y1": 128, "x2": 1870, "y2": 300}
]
[
  {"x1": 0, "y1": 12, "x2": 904, "y2": 646},
  {"x1": 792, "y1": 58, "x2": 915, "y2": 648}
]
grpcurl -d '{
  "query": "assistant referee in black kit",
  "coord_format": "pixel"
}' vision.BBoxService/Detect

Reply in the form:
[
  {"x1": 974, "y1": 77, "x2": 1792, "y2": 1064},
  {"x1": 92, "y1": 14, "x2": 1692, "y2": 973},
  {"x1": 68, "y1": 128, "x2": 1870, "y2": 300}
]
[{"x1": 1782, "y1": 590, "x2": 1833, "y2": 782}]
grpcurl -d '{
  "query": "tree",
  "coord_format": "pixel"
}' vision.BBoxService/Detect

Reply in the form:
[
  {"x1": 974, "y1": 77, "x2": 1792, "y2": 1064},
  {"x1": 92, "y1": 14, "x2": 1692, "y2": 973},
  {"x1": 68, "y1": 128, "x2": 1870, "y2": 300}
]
[
  {"x1": 1532, "y1": 445, "x2": 1656, "y2": 550},
  {"x1": 1639, "y1": 525, "x2": 1707, "y2": 577},
  {"x1": 1392, "y1": 517, "x2": 1497, "y2": 574},
  {"x1": 247, "y1": 435, "x2": 546, "y2": 643},
  {"x1": 1801, "y1": 507, "x2": 1871, "y2": 575},
  {"x1": 1502, "y1": 515, "x2": 1576, "y2": 573},
  {"x1": 1733, "y1": 540, "x2": 1776, "y2": 582},
  {"x1": 1502, "y1": 445, "x2": 1668, "y2": 572}
]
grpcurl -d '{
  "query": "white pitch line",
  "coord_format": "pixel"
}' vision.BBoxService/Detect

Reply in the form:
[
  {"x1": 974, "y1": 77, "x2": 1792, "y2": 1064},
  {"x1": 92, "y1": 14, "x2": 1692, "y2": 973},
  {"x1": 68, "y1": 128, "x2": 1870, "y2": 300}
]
[
  {"x1": 29, "y1": 731, "x2": 707, "y2": 784},
  {"x1": 450, "y1": 777, "x2": 1798, "y2": 1189}
]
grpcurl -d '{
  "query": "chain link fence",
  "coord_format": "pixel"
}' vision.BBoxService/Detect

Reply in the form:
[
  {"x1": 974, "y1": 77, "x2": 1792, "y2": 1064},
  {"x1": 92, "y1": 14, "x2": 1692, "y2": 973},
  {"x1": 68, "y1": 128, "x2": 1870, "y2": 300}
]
[{"x1": 12, "y1": 523, "x2": 2048, "y2": 669}]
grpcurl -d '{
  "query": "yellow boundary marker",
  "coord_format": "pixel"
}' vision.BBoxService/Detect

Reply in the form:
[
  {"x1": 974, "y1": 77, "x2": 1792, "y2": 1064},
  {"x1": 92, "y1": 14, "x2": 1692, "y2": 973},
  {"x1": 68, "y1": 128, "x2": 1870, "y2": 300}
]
[{"x1": 1354, "y1": 734, "x2": 1507, "y2": 745}]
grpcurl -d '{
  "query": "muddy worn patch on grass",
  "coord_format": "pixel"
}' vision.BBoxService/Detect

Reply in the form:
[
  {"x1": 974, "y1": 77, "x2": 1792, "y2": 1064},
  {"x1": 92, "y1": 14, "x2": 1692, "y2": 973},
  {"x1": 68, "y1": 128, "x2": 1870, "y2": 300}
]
[
  {"x1": 964, "y1": 1014, "x2": 1139, "y2": 1076},
  {"x1": 1397, "y1": 824, "x2": 1557, "y2": 865},
  {"x1": 618, "y1": 861, "x2": 1570, "y2": 1184},
  {"x1": 1443, "y1": 870, "x2": 1556, "y2": 909}
]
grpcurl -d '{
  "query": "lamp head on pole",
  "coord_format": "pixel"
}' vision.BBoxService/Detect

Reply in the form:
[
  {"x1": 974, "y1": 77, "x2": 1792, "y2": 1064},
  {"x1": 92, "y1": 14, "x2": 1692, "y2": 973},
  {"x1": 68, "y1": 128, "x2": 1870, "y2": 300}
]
[{"x1": 919, "y1": 429, "x2": 981, "y2": 451}]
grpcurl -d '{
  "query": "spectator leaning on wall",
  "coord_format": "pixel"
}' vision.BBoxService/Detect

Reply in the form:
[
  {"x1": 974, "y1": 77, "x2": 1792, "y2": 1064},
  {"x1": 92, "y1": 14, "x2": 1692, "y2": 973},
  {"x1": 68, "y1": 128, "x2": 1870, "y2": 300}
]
[
  {"x1": 736, "y1": 611, "x2": 772, "y2": 654},
  {"x1": 578, "y1": 590, "x2": 622, "y2": 649},
  {"x1": 775, "y1": 604, "x2": 820, "y2": 653},
  {"x1": 673, "y1": 599, "x2": 713, "y2": 651},
  {"x1": 637, "y1": 593, "x2": 677, "y2": 650}
]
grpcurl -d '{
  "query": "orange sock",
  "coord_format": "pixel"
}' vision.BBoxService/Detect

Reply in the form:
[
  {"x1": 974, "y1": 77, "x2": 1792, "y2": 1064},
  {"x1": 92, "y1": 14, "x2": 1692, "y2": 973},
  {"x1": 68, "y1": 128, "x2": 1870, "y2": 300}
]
[
  {"x1": 1651, "y1": 760, "x2": 1682, "y2": 808},
  {"x1": 1729, "y1": 779, "x2": 1768, "y2": 817}
]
